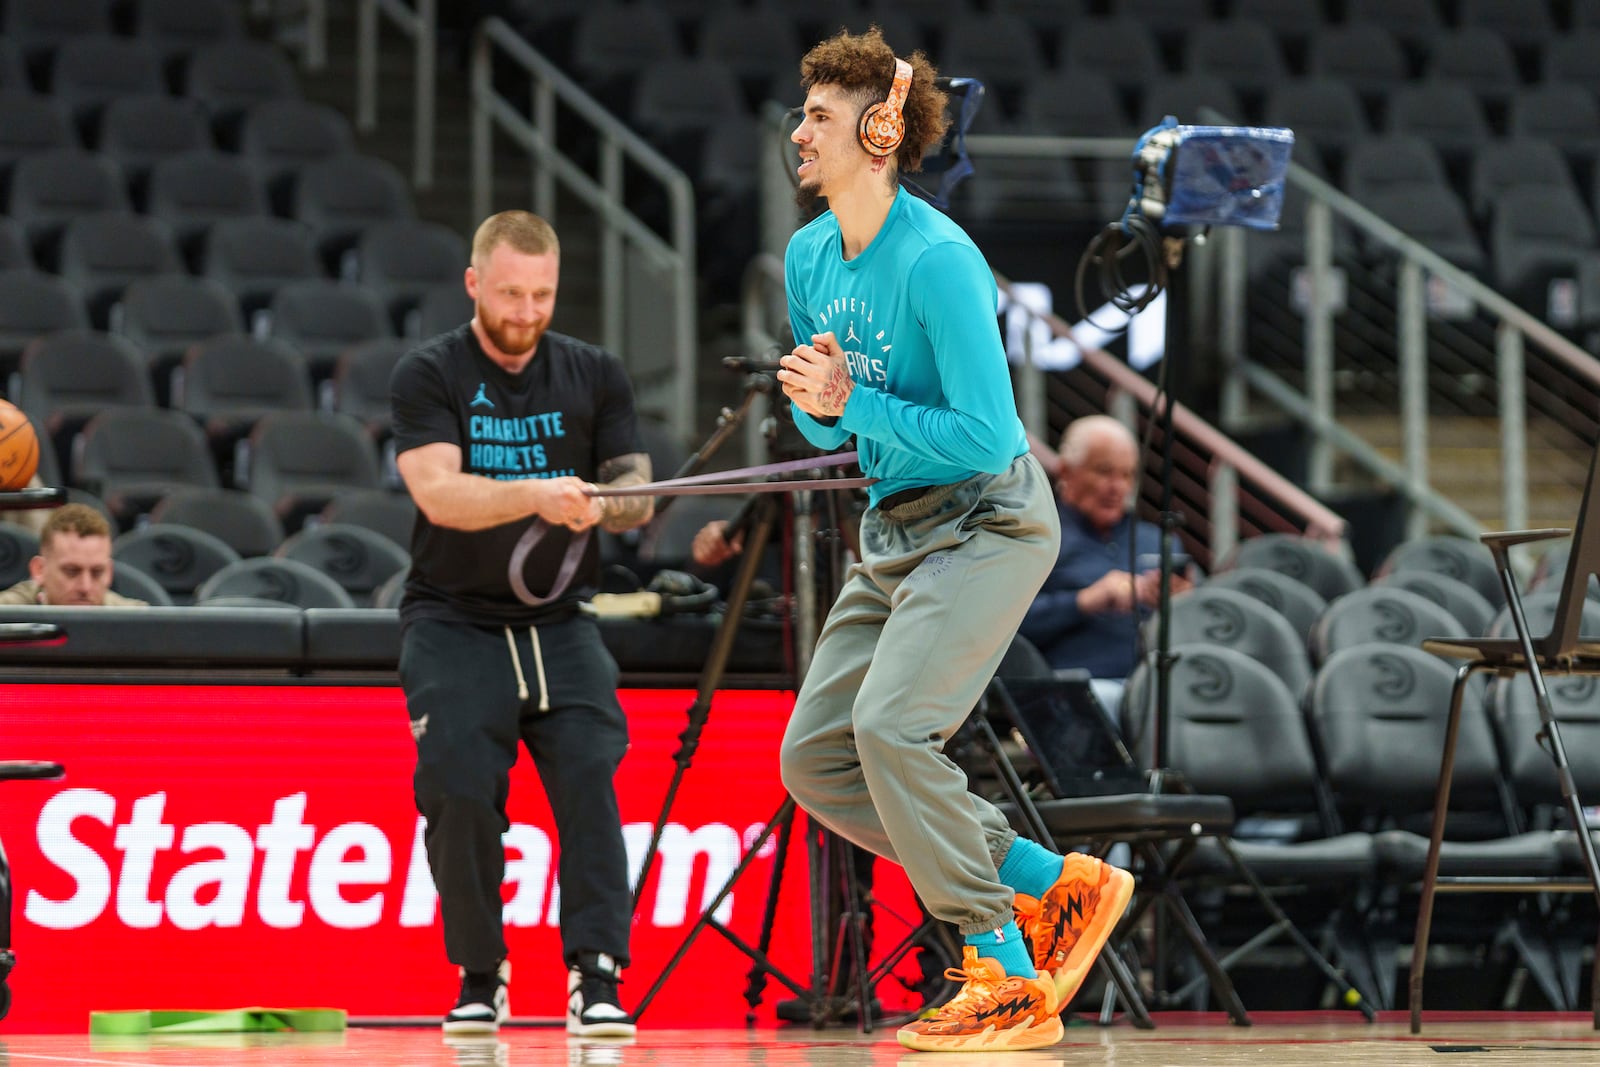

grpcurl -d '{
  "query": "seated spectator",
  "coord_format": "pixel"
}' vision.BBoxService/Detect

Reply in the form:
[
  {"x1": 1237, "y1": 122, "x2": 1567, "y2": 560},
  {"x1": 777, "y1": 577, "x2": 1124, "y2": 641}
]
[
  {"x1": 1019, "y1": 416, "x2": 1190, "y2": 715},
  {"x1": 0, "y1": 504, "x2": 147, "y2": 606}
]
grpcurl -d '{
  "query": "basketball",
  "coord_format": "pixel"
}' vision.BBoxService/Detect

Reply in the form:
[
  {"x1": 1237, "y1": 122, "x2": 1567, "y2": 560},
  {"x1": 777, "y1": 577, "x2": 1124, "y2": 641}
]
[{"x1": 0, "y1": 399, "x2": 39, "y2": 490}]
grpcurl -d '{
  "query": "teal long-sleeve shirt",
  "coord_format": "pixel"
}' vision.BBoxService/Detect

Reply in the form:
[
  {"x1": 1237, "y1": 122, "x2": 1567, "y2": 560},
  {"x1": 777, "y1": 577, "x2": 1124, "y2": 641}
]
[{"x1": 784, "y1": 187, "x2": 1027, "y2": 507}]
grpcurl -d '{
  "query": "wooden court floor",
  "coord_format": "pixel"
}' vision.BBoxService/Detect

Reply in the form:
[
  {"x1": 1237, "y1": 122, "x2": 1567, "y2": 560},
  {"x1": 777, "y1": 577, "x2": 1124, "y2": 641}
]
[{"x1": 4, "y1": 1015, "x2": 1600, "y2": 1066}]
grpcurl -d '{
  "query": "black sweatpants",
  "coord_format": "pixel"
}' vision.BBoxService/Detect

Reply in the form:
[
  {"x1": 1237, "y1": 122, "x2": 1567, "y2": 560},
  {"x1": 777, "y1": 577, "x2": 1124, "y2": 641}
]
[{"x1": 399, "y1": 614, "x2": 631, "y2": 973}]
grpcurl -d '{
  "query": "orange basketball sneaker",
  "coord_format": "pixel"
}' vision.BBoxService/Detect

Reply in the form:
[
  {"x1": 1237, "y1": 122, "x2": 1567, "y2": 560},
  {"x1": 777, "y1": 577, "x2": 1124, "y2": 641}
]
[
  {"x1": 895, "y1": 946, "x2": 1062, "y2": 1052},
  {"x1": 1014, "y1": 852, "x2": 1135, "y2": 1011}
]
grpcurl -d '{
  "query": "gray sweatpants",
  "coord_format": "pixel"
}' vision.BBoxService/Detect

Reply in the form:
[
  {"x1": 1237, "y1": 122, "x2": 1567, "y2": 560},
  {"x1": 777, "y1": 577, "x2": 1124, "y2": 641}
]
[{"x1": 779, "y1": 453, "x2": 1061, "y2": 935}]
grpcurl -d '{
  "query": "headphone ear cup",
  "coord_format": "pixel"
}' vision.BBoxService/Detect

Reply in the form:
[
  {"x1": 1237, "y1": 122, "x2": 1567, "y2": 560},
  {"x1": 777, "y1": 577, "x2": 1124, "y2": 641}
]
[{"x1": 858, "y1": 101, "x2": 904, "y2": 157}]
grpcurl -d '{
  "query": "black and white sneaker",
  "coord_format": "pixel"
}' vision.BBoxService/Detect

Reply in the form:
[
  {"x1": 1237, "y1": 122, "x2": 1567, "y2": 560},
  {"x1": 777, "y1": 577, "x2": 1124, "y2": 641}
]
[
  {"x1": 566, "y1": 952, "x2": 636, "y2": 1038},
  {"x1": 443, "y1": 959, "x2": 510, "y2": 1034}
]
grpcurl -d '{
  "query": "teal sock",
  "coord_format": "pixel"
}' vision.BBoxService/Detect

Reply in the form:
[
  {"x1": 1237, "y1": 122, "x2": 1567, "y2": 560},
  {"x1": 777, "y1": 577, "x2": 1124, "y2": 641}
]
[
  {"x1": 997, "y1": 837, "x2": 1064, "y2": 901},
  {"x1": 965, "y1": 920, "x2": 1036, "y2": 979}
]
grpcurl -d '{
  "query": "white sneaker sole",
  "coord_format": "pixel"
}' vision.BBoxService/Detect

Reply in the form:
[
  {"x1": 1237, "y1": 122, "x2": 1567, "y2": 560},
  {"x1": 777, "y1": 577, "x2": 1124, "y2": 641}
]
[
  {"x1": 442, "y1": 1017, "x2": 501, "y2": 1035},
  {"x1": 566, "y1": 1018, "x2": 637, "y2": 1038}
]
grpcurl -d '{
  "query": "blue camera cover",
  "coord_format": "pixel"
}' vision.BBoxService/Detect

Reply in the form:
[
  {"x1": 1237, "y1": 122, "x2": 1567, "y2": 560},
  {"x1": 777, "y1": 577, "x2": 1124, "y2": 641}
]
[{"x1": 1163, "y1": 125, "x2": 1294, "y2": 230}]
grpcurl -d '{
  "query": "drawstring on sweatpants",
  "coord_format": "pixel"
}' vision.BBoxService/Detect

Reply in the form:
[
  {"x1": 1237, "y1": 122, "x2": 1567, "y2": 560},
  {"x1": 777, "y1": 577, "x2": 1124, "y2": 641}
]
[
  {"x1": 503, "y1": 626, "x2": 550, "y2": 711},
  {"x1": 528, "y1": 627, "x2": 550, "y2": 712}
]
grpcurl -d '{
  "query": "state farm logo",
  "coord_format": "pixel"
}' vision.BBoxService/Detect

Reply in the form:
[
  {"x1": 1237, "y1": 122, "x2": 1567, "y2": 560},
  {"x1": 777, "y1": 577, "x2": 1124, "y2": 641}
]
[{"x1": 26, "y1": 790, "x2": 766, "y2": 932}]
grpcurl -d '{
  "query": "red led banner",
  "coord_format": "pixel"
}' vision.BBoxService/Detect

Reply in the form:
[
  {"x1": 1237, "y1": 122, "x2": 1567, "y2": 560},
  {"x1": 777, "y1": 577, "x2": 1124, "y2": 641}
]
[{"x1": 0, "y1": 683, "x2": 838, "y2": 1032}]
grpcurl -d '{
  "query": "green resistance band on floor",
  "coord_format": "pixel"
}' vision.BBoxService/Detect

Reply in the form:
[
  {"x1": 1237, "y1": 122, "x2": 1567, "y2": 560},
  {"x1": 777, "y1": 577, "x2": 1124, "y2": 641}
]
[{"x1": 88, "y1": 1007, "x2": 347, "y2": 1035}]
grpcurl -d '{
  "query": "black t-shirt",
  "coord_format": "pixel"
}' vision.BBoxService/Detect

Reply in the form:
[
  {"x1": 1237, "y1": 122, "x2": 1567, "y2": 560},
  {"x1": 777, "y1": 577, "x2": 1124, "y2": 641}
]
[{"x1": 390, "y1": 323, "x2": 642, "y2": 627}]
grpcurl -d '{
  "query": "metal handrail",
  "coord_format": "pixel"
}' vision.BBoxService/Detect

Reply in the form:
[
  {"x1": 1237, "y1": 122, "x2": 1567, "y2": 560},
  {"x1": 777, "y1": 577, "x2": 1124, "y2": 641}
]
[
  {"x1": 355, "y1": 0, "x2": 436, "y2": 189},
  {"x1": 470, "y1": 18, "x2": 697, "y2": 444},
  {"x1": 999, "y1": 280, "x2": 1348, "y2": 550}
]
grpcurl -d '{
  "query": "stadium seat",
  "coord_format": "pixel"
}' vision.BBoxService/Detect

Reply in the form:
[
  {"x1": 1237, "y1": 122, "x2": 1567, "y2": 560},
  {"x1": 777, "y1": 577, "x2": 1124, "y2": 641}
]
[
  {"x1": 1541, "y1": 33, "x2": 1600, "y2": 101},
  {"x1": 1509, "y1": 83, "x2": 1600, "y2": 163},
  {"x1": 1186, "y1": 19, "x2": 1289, "y2": 97},
  {"x1": 238, "y1": 98, "x2": 355, "y2": 209},
  {"x1": 146, "y1": 149, "x2": 268, "y2": 255},
  {"x1": 132, "y1": 0, "x2": 244, "y2": 65},
  {"x1": 1344, "y1": 0, "x2": 1443, "y2": 46},
  {"x1": 0, "y1": 92, "x2": 79, "y2": 189},
  {"x1": 629, "y1": 58, "x2": 747, "y2": 145},
  {"x1": 0, "y1": 271, "x2": 89, "y2": 373},
  {"x1": 354, "y1": 220, "x2": 468, "y2": 331},
  {"x1": 1059, "y1": 19, "x2": 1163, "y2": 99},
  {"x1": 49, "y1": 36, "x2": 166, "y2": 134},
  {"x1": 56, "y1": 213, "x2": 183, "y2": 327},
  {"x1": 1359, "y1": 186, "x2": 1486, "y2": 273},
  {"x1": 412, "y1": 284, "x2": 471, "y2": 339},
  {"x1": 17, "y1": 329, "x2": 154, "y2": 456},
  {"x1": 1020, "y1": 70, "x2": 1132, "y2": 137},
  {"x1": 1138, "y1": 74, "x2": 1244, "y2": 128},
  {"x1": 1307, "y1": 643, "x2": 1563, "y2": 1010},
  {"x1": 267, "y1": 279, "x2": 392, "y2": 379},
  {"x1": 109, "y1": 560, "x2": 173, "y2": 606},
  {"x1": 1458, "y1": 0, "x2": 1553, "y2": 50},
  {"x1": 319, "y1": 488, "x2": 416, "y2": 552},
  {"x1": 1468, "y1": 138, "x2": 1577, "y2": 222},
  {"x1": 275, "y1": 522, "x2": 409, "y2": 606},
  {"x1": 195, "y1": 556, "x2": 356, "y2": 609},
  {"x1": 6, "y1": 150, "x2": 129, "y2": 261},
  {"x1": 0, "y1": 523, "x2": 40, "y2": 590},
  {"x1": 149, "y1": 486, "x2": 285, "y2": 558},
  {"x1": 1263, "y1": 79, "x2": 1369, "y2": 163},
  {"x1": 696, "y1": 7, "x2": 803, "y2": 84},
  {"x1": 939, "y1": 13, "x2": 1047, "y2": 105},
  {"x1": 1376, "y1": 534, "x2": 1506, "y2": 609},
  {"x1": 1307, "y1": 23, "x2": 1408, "y2": 104},
  {"x1": 1201, "y1": 566, "x2": 1328, "y2": 648},
  {"x1": 1489, "y1": 185, "x2": 1597, "y2": 310},
  {"x1": 1308, "y1": 585, "x2": 1469, "y2": 666},
  {"x1": 1371, "y1": 570, "x2": 1497, "y2": 637},
  {"x1": 330, "y1": 337, "x2": 409, "y2": 437},
  {"x1": 1382, "y1": 80, "x2": 1491, "y2": 165},
  {"x1": 1342, "y1": 135, "x2": 1449, "y2": 204},
  {"x1": 245, "y1": 411, "x2": 383, "y2": 530},
  {"x1": 1422, "y1": 28, "x2": 1520, "y2": 103},
  {"x1": 4, "y1": 0, "x2": 114, "y2": 65},
  {"x1": 184, "y1": 39, "x2": 300, "y2": 137},
  {"x1": 1215, "y1": 532, "x2": 1365, "y2": 602},
  {"x1": 73, "y1": 407, "x2": 219, "y2": 524},
  {"x1": 114, "y1": 274, "x2": 244, "y2": 394},
  {"x1": 201, "y1": 216, "x2": 324, "y2": 316},
  {"x1": 97, "y1": 96, "x2": 213, "y2": 192},
  {"x1": 111, "y1": 523, "x2": 241, "y2": 605},
  {"x1": 1150, "y1": 585, "x2": 1313, "y2": 695},
  {"x1": 178, "y1": 335, "x2": 314, "y2": 469},
  {"x1": 290, "y1": 154, "x2": 414, "y2": 270}
]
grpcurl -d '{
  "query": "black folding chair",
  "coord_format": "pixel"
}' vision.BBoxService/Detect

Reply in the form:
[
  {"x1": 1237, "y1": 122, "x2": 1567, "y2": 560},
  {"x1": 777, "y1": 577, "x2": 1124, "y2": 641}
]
[{"x1": 1411, "y1": 434, "x2": 1600, "y2": 1031}]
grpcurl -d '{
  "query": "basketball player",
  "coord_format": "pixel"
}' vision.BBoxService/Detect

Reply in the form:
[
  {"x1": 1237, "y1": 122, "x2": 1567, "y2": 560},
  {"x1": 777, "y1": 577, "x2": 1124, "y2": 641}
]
[
  {"x1": 774, "y1": 29, "x2": 1134, "y2": 1052},
  {"x1": 390, "y1": 211, "x2": 652, "y2": 1037}
]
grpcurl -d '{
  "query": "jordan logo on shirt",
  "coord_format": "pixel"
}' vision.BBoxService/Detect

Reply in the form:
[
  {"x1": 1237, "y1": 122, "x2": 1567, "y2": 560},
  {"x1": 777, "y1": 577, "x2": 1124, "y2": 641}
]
[
  {"x1": 471, "y1": 383, "x2": 494, "y2": 409},
  {"x1": 817, "y1": 296, "x2": 888, "y2": 386}
]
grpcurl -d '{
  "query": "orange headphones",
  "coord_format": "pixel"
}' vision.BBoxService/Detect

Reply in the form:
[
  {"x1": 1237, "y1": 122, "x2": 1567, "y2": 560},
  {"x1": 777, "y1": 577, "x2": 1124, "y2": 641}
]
[{"x1": 858, "y1": 56, "x2": 912, "y2": 157}]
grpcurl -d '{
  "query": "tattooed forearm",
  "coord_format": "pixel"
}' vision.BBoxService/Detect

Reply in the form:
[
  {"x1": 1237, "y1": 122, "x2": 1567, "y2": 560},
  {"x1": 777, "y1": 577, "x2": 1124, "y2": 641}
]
[
  {"x1": 816, "y1": 360, "x2": 854, "y2": 417},
  {"x1": 595, "y1": 451, "x2": 654, "y2": 532}
]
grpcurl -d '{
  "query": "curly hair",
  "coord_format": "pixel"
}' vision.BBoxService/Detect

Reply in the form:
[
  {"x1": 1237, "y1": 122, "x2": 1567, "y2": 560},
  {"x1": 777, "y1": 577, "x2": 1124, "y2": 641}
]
[{"x1": 800, "y1": 26, "x2": 949, "y2": 174}]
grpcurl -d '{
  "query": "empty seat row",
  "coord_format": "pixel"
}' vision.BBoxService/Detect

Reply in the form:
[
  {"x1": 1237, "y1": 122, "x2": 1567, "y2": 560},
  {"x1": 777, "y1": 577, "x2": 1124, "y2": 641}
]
[
  {"x1": 0, "y1": 147, "x2": 428, "y2": 271},
  {"x1": 0, "y1": 217, "x2": 468, "y2": 361}
]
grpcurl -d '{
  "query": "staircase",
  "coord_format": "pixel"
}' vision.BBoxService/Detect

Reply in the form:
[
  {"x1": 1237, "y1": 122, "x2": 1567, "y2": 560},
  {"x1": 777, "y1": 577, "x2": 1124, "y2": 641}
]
[
  {"x1": 281, "y1": 2, "x2": 604, "y2": 344},
  {"x1": 1342, "y1": 415, "x2": 1586, "y2": 535}
]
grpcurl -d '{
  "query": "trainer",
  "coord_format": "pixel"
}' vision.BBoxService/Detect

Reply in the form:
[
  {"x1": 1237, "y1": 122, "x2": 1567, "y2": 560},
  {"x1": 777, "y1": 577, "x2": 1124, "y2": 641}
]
[{"x1": 389, "y1": 210, "x2": 652, "y2": 1037}]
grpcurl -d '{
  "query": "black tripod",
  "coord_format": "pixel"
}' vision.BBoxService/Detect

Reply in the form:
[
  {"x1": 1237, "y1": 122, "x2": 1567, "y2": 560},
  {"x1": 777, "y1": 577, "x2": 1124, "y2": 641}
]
[{"x1": 627, "y1": 383, "x2": 891, "y2": 1027}]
